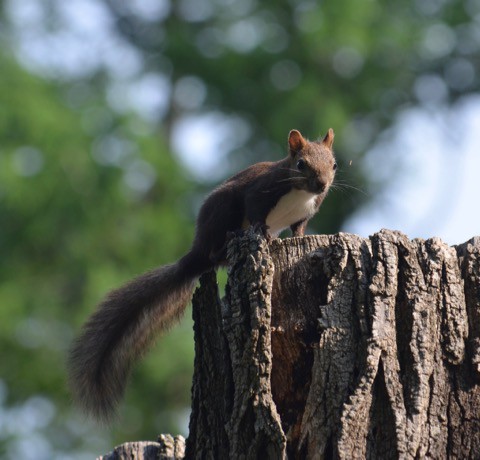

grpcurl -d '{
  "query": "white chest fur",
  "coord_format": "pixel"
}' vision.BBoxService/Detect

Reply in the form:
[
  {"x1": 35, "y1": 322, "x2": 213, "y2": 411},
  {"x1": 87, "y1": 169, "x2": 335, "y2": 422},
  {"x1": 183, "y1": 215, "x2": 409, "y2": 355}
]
[{"x1": 266, "y1": 189, "x2": 318, "y2": 236}]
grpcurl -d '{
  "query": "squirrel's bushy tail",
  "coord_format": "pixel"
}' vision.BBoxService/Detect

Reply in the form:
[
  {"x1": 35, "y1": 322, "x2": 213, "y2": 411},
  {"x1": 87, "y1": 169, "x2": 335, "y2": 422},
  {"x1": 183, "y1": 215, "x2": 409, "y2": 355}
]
[{"x1": 68, "y1": 250, "x2": 210, "y2": 422}]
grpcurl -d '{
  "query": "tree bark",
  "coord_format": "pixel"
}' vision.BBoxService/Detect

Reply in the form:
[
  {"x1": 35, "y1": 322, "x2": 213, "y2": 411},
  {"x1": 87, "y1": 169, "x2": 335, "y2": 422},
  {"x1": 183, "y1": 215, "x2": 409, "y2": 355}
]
[
  {"x1": 98, "y1": 435, "x2": 186, "y2": 460},
  {"x1": 187, "y1": 229, "x2": 480, "y2": 459},
  {"x1": 102, "y1": 230, "x2": 480, "y2": 459}
]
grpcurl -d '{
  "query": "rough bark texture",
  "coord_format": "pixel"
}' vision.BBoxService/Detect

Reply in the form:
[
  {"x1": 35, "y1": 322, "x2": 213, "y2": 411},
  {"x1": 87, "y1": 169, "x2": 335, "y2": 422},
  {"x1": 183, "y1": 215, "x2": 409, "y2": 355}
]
[
  {"x1": 186, "y1": 270, "x2": 232, "y2": 458},
  {"x1": 186, "y1": 232, "x2": 286, "y2": 459},
  {"x1": 98, "y1": 434, "x2": 185, "y2": 460},
  {"x1": 99, "y1": 230, "x2": 480, "y2": 459}
]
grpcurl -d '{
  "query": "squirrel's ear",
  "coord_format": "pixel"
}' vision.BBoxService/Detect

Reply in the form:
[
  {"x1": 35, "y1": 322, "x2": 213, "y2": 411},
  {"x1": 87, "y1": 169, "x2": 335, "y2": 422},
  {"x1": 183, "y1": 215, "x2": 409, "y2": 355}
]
[
  {"x1": 322, "y1": 128, "x2": 335, "y2": 149},
  {"x1": 288, "y1": 129, "x2": 306, "y2": 155}
]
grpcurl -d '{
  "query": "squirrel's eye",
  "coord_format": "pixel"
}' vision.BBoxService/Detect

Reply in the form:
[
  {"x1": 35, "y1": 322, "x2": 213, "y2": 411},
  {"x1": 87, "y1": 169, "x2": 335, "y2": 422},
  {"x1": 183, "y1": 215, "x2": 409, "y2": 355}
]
[
  {"x1": 333, "y1": 162, "x2": 338, "y2": 171},
  {"x1": 297, "y1": 159, "x2": 306, "y2": 171}
]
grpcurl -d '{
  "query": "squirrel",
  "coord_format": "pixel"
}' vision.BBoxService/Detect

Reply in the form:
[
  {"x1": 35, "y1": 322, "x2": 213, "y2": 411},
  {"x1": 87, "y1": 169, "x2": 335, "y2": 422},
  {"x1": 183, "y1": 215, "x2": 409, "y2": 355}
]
[{"x1": 68, "y1": 128, "x2": 336, "y2": 422}]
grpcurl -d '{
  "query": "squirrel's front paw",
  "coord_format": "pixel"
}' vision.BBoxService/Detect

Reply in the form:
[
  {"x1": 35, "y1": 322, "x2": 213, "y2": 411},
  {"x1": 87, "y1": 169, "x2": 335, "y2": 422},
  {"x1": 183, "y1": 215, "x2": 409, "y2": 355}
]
[{"x1": 252, "y1": 223, "x2": 272, "y2": 242}]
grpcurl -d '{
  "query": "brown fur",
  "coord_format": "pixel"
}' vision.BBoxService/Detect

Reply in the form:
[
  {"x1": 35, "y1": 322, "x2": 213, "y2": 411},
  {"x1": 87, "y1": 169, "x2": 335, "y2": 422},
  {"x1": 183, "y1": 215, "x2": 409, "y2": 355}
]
[{"x1": 68, "y1": 129, "x2": 336, "y2": 421}]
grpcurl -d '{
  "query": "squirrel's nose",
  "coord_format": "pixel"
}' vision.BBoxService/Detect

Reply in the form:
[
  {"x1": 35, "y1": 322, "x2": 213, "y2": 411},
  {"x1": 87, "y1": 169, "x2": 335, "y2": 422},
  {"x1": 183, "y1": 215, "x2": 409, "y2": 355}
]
[{"x1": 311, "y1": 179, "x2": 326, "y2": 193}]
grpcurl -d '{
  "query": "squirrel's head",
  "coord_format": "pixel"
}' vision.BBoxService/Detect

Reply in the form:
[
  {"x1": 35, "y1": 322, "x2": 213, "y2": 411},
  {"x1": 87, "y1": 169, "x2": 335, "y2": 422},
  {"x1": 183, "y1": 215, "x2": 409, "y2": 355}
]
[{"x1": 288, "y1": 129, "x2": 337, "y2": 194}]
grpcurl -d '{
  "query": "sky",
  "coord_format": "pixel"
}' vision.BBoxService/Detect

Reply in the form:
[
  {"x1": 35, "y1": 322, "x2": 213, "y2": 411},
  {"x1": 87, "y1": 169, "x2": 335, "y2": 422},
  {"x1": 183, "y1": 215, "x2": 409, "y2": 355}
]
[
  {"x1": 345, "y1": 97, "x2": 480, "y2": 245},
  {"x1": 5, "y1": 0, "x2": 480, "y2": 247}
]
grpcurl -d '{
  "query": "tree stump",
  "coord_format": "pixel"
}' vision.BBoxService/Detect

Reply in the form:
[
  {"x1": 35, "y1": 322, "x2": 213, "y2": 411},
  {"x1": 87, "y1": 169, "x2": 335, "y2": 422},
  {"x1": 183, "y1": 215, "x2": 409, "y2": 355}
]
[
  {"x1": 187, "y1": 229, "x2": 480, "y2": 459},
  {"x1": 101, "y1": 229, "x2": 480, "y2": 459}
]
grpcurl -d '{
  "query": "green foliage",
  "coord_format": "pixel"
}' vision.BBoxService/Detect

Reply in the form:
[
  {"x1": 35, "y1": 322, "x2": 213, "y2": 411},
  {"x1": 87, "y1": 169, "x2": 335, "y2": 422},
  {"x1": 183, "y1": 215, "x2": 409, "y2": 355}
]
[
  {"x1": 0, "y1": 53, "x2": 195, "y2": 453},
  {"x1": 105, "y1": 0, "x2": 479, "y2": 233}
]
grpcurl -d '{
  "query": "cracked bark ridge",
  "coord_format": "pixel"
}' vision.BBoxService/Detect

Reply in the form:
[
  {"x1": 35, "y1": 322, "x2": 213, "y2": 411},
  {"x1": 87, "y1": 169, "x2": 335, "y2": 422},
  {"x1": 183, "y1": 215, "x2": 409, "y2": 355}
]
[
  {"x1": 222, "y1": 229, "x2": 287, "y2": 459},
  {"x1": 457, "y1": 236, "x2": 480, "y2": 376},
  {"x1": 186, "y1": 228, "x2": 286, "y2": 459},
  {"x1": 185, "y1": 270, "x2": 232, "y2": 458}
]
